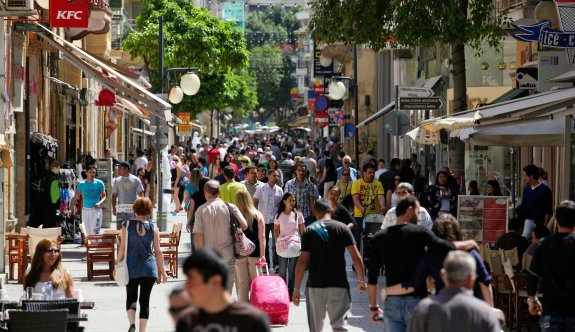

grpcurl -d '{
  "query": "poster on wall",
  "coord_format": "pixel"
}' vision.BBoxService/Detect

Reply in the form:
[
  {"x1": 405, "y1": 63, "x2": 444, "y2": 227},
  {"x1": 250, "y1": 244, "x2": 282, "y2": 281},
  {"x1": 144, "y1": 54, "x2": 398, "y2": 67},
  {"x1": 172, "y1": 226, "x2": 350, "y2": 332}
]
[{"x1": 457, "y1": 195, "x2": 508, "y2": 244}]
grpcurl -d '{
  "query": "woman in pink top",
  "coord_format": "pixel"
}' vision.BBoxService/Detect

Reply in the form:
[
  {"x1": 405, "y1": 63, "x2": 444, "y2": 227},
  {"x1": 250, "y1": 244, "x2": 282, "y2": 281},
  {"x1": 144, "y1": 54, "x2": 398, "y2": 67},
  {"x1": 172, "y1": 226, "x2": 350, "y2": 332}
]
[{"x1": 274, "y1": 193, "x2": 305, "y2": 298}]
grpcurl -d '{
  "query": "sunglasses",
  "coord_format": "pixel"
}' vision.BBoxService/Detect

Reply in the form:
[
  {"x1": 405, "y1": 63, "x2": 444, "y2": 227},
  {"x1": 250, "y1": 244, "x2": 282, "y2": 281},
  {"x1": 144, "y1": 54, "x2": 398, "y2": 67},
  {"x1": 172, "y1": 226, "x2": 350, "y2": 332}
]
[
  {"x1": 46, "y1": 249, "x2": 60, "y2": 254},
  {"x1": 342, "y1": 173, "x2": 350, "y2": 176},
  {"x1": 344, "y1": 162, "x2": 350, "y2": 164},
  {"x1": 168, "y1": 306, "x2": 188, "y2": 315}
]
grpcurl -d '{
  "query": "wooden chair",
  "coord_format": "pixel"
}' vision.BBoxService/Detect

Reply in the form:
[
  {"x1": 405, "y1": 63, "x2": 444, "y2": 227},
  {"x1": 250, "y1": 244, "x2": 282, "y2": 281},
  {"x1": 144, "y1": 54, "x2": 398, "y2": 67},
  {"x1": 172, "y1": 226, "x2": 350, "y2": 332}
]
[
  {"x1": 25, "y1": 227, "x2": 62, "y2": 258},
  {"x1": 522, "y1": 253, "x2": 533, "y2": 272},
  {"x1": 80, "y1": 225, "x2": 116, "y2": 280},
  {"x1": 5, "y1": 234, "x2": 28, "y2": 282},
  {"x1": 500, "y1": 247, "x2": 520, "y2": 269},
  {"x1": 159, "y1": 223, "x2": 183, "y2": 278},
  {"x1": 9, "y1": 309, "x2": 68, "y2": 332},
  {"x1": 501, "y1": 258, "x2": 518, "y2": 330}
]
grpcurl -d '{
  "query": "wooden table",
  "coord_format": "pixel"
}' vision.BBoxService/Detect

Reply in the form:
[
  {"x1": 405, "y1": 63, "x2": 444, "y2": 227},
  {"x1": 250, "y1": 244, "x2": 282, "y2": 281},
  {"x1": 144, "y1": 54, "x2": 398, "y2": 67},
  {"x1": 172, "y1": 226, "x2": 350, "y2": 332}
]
[{"x1": 4, "y1": 312, "x2": 88, "y2": 323}]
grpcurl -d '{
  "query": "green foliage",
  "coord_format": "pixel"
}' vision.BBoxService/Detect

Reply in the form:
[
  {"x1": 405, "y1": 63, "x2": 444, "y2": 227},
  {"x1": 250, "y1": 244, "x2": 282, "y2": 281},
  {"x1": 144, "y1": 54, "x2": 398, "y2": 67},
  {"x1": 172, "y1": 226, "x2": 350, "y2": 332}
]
[
  {"x1": 245, "y1": 5, "x2": 301, "y2": 49},
  {"x1": 123, "y1": 0, "x2": 256, "y2": 117},
  {"x1": 309, "y1": 0, "x2": 508, "y2": 51}
]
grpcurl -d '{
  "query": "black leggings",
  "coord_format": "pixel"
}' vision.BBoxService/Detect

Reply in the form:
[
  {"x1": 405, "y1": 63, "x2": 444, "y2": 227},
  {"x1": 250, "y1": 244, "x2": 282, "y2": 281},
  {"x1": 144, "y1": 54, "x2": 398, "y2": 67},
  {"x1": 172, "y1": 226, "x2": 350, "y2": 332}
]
[{"x1": 126, "y1": 277, "x2": 156, "y2": 319}]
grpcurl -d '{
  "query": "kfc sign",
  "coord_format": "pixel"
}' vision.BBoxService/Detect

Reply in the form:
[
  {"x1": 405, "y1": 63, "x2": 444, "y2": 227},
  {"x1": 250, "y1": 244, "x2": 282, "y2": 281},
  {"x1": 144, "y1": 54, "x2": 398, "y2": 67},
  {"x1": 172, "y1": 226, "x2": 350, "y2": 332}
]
[{"x1": 50, "y1": 0, "x2": 89, "y2": 28}]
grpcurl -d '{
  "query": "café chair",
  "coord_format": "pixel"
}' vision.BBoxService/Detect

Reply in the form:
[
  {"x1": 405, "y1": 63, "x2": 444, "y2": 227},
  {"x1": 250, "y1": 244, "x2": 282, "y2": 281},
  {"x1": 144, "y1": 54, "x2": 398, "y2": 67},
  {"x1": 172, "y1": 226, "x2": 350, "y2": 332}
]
[
  {"x1": 79, "y1": 225, "x2": 116, "y2": 280},
  {"x1": 22, "y1": 299, "x2": 80, "y2": 332},
  {"x1": 5, "y1": 233, "x2": 27, "y2": 282},
  {"x1": 9, "y1": 309, "x2": 68, "y2": 332},
  {"x1": 160, "y1": 223, "x2": 183, "y2": 278}
]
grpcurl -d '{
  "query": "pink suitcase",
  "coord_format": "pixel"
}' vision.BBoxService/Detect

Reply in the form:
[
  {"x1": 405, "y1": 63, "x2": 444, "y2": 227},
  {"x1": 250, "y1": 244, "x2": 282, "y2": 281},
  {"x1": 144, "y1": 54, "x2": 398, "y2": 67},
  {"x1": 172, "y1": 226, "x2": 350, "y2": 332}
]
[{"x1": 250, "y1": 262, "x2": 290, "y2": 325}]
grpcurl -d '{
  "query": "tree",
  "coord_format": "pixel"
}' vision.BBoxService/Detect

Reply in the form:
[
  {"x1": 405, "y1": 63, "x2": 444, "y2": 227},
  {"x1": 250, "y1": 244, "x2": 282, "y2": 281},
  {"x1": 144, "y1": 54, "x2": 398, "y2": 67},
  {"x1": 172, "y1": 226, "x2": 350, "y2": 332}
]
[
  {"x1": 123, "y1": 0, "x2": 255, "y2": 117},
  {"x1": 309, "y1": 0, "x2": 508, "y2": 177},
  {"x1": 244, "y1": 6, "x2": 300, "y2": 123}
]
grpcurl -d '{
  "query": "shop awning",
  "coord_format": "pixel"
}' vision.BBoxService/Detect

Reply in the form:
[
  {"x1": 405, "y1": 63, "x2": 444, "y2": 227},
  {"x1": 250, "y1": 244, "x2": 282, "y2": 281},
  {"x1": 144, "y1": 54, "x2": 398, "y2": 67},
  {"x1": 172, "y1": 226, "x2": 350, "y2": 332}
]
[
  {"x1": 116, "y1": 96, "x2": 151, "y2": 126},
  {"x1": 356, "y1": 101, "x2": 395, "y2": 128},
  {"x1": 33, "y1": 23, "x2": 172, "y2": 121},
  {"x1": 489, "y1": 88, "x2": 529, "y2": 104},
  {"x1": 288, "y1": 115, "x2": 310, "y2": 127},
  {"x1": 550, "y1": 69, "x2": 575, "y2": 83},
  {"x1": 412, "y1": 88, "x2": 575, "y2": 146}
]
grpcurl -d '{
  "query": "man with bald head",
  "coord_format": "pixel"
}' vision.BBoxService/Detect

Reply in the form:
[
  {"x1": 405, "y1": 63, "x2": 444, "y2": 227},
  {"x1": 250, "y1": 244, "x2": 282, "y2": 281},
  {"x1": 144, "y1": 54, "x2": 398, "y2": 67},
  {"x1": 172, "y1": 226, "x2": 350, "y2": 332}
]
[{"x1": 193, "y1": 179, "x2": 248, "y2": 292}]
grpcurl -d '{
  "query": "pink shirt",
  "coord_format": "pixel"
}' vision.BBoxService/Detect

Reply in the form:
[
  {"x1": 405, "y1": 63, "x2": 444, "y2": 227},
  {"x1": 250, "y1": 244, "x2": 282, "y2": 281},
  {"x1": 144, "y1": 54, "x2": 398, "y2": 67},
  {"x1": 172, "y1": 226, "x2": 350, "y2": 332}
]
[{"x1": 274, "y1": 211, "x2": 304, "y2": 238}]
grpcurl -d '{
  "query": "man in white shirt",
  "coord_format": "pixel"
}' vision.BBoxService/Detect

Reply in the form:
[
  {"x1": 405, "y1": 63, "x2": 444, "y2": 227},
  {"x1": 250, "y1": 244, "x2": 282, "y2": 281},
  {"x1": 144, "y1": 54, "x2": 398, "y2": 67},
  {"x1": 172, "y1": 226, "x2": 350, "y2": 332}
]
[
  {"x1": 253, "y1": 169, "x2": 284, "y2": 271},
  {"x1": 133, "y1": 149, "x2": 148, "y2": 173},
  {"x1": 381, "y1": 182, "x2": 433, "y2": 230}
]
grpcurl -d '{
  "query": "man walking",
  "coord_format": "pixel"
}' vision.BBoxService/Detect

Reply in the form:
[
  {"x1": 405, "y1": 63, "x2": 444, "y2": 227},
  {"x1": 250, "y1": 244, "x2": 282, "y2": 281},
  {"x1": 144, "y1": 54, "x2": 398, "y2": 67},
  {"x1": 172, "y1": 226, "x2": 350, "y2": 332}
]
[
  {"x1": 336, "y1": 155, "x2": 358, "y2": 181},
  {"x1": 285, "y1": 162, "x2": 319, "y2": 226},
  {"x1": 177, "y1": 248, "x2": 270, "y2": 332},
  {"x1": 220, "y1": 166, "x2": 247, "y2": 204},
  {"x1": 527, "y1": 200, "x2": 575, "y2": 331},
  {"x1": 277, "y1": 151, "x2": 294, "y2": 184},
  {"x1": 367, "y1": 196, "x2": 478, "y2": 331},
  {"x1": 112, "y1": 161, "x2": 144, "y2": 230},
  {"x1": 241, "y1": 166, "x2": 262, "y2": 197},
  {"x1": 193, "y1": 180, "x2": 248, "y2": 292},
  {"x1": 407, "y1": 251, "x2": 500, "y2": 332},
  {"x1": 521, "y1": 164, "x2": 553, "y2": 238},
  {"x1": 351, "y1": 163, "x2": 385, "y2": 249},
  {"x1": 70, "y1": 164, "x2": 106, "y2": 235},
  {"x1": 253, "y1": 169, "x2": 284, "y2": 271},
  {"x1": 380, "y1": 182, "x2": 433, "y2": 230},
  {"x1": 293, "y1": 199, "x2": 366, "y2": 332}
]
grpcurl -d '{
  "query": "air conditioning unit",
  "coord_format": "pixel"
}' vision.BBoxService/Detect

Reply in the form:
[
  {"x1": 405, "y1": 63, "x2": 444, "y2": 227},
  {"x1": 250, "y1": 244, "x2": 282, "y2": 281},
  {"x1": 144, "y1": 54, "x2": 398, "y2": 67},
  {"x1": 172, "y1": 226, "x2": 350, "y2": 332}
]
[{"x1": 5, "y1": 0, "x2": 33, "y2": 11}]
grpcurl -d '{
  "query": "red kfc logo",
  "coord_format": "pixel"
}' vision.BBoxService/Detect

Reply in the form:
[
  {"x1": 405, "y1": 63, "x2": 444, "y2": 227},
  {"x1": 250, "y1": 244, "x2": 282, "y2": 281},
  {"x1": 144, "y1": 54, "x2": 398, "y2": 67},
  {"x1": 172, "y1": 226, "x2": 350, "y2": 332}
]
[{"x1": 49, "y1": 0, "x2": 90, "y2": 28}]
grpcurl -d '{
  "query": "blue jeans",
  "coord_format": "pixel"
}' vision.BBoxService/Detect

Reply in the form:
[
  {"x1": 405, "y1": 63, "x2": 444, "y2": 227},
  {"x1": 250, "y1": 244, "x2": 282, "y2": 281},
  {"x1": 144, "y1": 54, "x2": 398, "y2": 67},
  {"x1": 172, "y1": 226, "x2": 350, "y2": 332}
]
[
  {"x1": 540, "y1": 315, "x2": 575, "y2": 332},
  {"x1": 278, "y1": 256, "x2": 298, "y2": 293},
  {"x1": 522, "y1": 218, "x2": 536, "y2": 239},
  {"x1": 383, "y1": 295, "x2": 421, "y2": 332}
]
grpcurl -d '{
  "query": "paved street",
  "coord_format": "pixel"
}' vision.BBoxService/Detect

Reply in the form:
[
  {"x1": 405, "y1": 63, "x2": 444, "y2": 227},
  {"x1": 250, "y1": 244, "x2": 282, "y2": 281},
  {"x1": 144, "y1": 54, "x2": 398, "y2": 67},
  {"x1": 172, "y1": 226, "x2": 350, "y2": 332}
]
[{"x1": 4, "y1": 210, "x2": 384, "y2": 331}]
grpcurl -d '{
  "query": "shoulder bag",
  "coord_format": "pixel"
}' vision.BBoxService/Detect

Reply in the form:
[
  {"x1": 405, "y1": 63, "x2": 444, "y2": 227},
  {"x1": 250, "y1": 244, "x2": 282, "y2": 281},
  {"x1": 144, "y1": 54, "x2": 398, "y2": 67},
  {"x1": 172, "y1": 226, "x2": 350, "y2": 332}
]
[
  {"x1": 276, "y1": 212, "x2": 302, "y2": 258},
  {"x1": 114, "y1": 220, "x2": 130, "y2": 286},
  {"x1": 225, "y1": 203, "x2": 256, "y2": 258}
]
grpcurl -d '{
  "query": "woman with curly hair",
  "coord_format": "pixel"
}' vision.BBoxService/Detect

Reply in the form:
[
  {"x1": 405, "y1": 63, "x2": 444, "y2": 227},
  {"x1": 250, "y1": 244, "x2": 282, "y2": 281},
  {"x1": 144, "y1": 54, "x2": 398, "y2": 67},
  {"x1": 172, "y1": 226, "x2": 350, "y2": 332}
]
[{"x1": 23, "y1": 238, "x2": 75, "y2": 299}]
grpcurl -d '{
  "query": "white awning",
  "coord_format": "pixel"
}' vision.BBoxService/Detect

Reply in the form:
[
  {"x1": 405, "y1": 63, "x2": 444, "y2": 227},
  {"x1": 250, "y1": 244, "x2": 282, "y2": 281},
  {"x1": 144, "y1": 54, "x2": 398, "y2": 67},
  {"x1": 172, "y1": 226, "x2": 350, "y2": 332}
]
[
  {"x1": 550, "y1": 69, "x2": 575, "y2": 83},
  {"x1": 34, "y1": 23, "x2": 172, "y2": 120},
  {"x1": 356, "y1": 101, "x2": 395, "y2": 128},
  {"x1": 116, "y1": 97, "x2": 151, "y2": 126}
]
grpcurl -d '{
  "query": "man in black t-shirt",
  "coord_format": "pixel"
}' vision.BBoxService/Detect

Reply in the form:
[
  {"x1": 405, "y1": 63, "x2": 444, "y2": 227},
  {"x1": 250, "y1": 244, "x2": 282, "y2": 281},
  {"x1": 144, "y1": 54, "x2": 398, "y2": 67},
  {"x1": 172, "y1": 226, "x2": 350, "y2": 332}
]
[
  {"x1": 527, "y1": 200, "x2": 575, "y2": 329},
  {"x1": 293, "y1": 199, "x2": 366, "y2": 332},
  {"x1": 177, "y1": 248, "x2": 270, "y2": 332},
  {"x1": 367, "y1": 196, "x2": 478, "y2": 330}
]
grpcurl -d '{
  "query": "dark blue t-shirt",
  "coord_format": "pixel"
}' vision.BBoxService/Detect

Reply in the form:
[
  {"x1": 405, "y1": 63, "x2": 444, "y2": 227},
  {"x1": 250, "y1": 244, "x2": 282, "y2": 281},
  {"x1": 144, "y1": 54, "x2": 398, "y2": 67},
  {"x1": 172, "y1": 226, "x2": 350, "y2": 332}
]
[{"x1": 522, "y1": 184, "x2": 552, "y2": 225}]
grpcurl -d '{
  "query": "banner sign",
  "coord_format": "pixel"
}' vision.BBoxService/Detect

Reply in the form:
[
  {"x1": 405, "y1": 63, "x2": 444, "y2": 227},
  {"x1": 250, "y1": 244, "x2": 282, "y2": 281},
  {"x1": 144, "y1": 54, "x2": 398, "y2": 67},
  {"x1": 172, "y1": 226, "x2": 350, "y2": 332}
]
[
  {"x1": 457, "y1": 195, "x2": 509, "y2": 244},
  {"x1": 50, "y1": 0, "x2": 90, "y2": 28},
  {"x1": 512, "y1": 20, "x2": 575, "y2": 48}
]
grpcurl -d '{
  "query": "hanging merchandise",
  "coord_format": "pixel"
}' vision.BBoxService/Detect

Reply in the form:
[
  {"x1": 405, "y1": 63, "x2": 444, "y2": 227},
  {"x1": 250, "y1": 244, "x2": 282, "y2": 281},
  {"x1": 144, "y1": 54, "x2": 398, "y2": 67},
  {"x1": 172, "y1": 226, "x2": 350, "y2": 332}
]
[{"x1": 29, "y1": 132, "x2": 59, "y2": 228}]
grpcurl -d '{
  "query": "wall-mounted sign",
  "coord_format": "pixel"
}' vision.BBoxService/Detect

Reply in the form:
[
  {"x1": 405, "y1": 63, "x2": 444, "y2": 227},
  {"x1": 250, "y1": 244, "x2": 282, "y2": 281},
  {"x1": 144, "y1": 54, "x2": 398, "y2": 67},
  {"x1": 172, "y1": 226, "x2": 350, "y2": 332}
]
[
  {"x1": 313, "y1": 44, "x2": 334, "y2": 76},
  {"x1": 516, "y1": 68, "x2": 538, "y2": 90},
  {"x1": 49, "y1": 0, "x2": 90, "y2": 28}
]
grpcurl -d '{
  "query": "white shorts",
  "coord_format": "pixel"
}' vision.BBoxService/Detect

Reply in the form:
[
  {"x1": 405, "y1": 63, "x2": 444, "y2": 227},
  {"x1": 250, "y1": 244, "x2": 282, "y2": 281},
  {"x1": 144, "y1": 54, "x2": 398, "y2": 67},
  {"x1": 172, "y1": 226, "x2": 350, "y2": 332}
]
[{"x1": 82, "y1": 208, "x2": 102, "y2": 235}]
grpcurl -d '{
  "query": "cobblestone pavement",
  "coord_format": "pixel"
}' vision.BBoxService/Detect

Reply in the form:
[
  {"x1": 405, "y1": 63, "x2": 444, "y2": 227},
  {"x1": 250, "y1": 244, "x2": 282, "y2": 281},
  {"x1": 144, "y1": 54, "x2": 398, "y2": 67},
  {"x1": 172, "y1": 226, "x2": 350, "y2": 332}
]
[{"x1": 4, "y1": 210, "x2": 384, "y2": 331}]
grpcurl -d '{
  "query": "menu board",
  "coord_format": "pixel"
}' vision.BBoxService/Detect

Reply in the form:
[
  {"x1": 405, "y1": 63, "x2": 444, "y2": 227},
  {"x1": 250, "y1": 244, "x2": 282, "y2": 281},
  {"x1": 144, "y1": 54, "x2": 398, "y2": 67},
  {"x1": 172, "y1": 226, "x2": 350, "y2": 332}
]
[{"x1": 457, "y1": 195, "x2": 509, "y2": 244}]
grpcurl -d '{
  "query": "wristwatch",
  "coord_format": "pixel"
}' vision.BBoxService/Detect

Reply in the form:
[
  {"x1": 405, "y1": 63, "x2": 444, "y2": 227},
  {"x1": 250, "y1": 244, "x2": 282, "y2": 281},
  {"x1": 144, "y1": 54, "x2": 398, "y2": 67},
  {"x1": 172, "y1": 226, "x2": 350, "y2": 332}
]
[{"x1": 370, "y1": 305, "x2": 380, "y2": 311}]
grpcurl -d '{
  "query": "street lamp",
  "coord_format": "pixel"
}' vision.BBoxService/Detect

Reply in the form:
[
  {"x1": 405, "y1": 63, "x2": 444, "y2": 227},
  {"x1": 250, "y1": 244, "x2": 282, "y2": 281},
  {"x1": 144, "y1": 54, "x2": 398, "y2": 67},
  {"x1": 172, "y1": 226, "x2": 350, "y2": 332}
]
[{"x1": 166, "y1": 68, "x2": 201, "y2": 104}]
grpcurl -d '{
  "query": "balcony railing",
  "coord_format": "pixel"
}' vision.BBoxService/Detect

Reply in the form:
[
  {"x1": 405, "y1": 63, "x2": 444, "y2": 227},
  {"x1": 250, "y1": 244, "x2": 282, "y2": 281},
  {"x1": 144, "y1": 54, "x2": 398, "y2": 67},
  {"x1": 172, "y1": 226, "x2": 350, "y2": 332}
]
[{"x1": 111, "y1": 9, "x2": 136, "y2": 50}]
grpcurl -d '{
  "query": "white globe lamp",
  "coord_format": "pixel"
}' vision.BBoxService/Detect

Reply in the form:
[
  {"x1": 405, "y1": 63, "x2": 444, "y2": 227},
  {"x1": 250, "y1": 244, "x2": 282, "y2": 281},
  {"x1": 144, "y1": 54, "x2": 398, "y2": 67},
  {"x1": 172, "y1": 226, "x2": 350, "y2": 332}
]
[
  {"x1": 328, "y1": 81, "x2": 346, "y2": 100},
  {"x1": 319, "y1": 55, "x2": 333, "y2": 67},
  {"x1": 180, "y1": 72, "x2": 201, "y2": 96},
  {"x1": 168, "y1": 86, "x2": 184, "y2": 104}
]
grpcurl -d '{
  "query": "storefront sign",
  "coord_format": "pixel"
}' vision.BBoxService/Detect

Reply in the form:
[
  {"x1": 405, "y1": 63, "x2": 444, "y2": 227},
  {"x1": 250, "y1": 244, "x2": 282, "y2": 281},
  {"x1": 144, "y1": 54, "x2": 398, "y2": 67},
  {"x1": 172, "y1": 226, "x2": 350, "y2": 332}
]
[
  {"x1": 516, "y1": 68, "x2": 538, "y2": 90},
  {"x1": 512, "y1": 20, "x2": 575, "y2": 48},
  {"x1": 178, "y1": 112, "x2": 191, "y2": 134},
  {"x1": 49, "y1": 0, "x2": 90, "y2": 28},
  {"x1": 457, "y1": 195, "x2": 508, "y2": 244},
  {"x1": 344, "y1": 123, "x2": 356, "y2": 139}
]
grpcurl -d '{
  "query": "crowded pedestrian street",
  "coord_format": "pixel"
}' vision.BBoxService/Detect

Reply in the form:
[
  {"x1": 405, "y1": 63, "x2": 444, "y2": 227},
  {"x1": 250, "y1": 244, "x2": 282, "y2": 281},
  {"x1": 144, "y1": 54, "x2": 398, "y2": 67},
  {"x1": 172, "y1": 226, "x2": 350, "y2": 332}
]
[{"x1": 2, "y1": 0, "x2": 575, "y2": 332}]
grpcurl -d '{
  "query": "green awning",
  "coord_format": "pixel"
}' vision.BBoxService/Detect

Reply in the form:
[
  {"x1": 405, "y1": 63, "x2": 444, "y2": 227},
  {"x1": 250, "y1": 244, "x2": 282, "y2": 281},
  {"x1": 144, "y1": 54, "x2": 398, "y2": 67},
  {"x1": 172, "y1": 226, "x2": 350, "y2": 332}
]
[{"x1": 489, "y1": 89, "x2": 529, "y2": 104}]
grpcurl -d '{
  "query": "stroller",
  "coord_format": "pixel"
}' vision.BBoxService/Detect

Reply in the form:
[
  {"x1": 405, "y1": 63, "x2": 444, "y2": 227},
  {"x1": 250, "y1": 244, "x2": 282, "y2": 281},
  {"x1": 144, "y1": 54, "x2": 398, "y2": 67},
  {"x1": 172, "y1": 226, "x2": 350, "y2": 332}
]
[{"x1": 56, "y1": 211, "x2": 82, "y2": 243}]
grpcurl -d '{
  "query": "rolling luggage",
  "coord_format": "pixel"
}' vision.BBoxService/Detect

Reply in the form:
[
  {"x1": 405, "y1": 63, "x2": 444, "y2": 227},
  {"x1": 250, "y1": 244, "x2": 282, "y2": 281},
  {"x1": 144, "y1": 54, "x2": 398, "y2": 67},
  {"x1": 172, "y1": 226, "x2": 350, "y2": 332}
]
[{"x1": 250, "y1": 262, "x2": 290, "y2": 325}]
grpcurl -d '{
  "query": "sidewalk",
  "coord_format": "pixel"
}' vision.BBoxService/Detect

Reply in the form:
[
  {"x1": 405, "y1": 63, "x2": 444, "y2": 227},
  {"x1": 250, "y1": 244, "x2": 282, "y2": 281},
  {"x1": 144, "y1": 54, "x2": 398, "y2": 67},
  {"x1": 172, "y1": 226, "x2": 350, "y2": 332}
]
[{"x1": 4, "y1": 210, "x2": 384, "y2": 331}]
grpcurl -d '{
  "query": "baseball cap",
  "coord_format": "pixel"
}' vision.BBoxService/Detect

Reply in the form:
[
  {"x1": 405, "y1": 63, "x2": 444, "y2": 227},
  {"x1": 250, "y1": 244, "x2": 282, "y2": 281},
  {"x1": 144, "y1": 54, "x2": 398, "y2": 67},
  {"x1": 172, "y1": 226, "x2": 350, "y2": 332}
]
[{"x1": 118, "y1": 161, "x2": 130, "y2": 168}]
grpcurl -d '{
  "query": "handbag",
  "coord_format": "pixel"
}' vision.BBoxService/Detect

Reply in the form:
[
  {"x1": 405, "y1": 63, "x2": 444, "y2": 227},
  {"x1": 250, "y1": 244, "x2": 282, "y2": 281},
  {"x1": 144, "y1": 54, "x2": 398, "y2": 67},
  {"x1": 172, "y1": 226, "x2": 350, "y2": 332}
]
[
  {"x1": 276, "y1": 212, "x2": 303, "y2": 258},
  {"x1": 225, "y1": 202, "x2": 256, "y2": 258},
  {"x1": 114, "y1": 220, "x2": 130, "y2": 286}
]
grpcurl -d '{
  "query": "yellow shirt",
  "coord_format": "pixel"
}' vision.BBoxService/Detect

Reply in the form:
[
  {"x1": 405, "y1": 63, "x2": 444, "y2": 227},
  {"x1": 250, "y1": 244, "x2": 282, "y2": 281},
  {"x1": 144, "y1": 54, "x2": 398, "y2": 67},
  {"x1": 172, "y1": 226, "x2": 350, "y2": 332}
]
[
  {"x1": 351, "y1": 179, "x2": 384, "y2": 217},
  {"x1": 219, "y1": 182, "x2": 247, "y2": 204}
]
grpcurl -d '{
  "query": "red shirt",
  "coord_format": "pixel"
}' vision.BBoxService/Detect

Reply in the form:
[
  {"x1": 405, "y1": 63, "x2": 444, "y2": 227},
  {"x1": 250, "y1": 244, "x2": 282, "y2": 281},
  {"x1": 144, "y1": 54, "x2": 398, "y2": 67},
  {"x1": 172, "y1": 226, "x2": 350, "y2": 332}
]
[{"x1": 207, "y1": 148, "x2": 221, "y2": 165}]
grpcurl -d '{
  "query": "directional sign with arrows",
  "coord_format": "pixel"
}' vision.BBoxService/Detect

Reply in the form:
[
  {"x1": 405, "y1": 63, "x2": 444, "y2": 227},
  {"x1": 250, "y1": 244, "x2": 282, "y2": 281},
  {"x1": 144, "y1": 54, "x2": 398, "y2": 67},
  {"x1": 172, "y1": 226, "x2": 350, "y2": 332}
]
[
  {"x1": 398, "y1": 86, "x2": 434, "y2": 98},
  {"x1": 399, "y1": 97, "x2": 444, "y2": 110}
]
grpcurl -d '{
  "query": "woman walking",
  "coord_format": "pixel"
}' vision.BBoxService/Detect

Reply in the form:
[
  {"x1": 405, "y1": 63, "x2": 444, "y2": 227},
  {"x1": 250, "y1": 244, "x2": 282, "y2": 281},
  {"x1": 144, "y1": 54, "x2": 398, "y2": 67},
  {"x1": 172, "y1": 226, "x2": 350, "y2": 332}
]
[
  {"x1": 234, "y1": 189, "x2": 266, "y2": 302},
  {"x1": 274, "y1": 193, "x2": 305, "y2": 299},
  {"x1": 117, "y1": 197, "x2": 168, "y2": 332}
]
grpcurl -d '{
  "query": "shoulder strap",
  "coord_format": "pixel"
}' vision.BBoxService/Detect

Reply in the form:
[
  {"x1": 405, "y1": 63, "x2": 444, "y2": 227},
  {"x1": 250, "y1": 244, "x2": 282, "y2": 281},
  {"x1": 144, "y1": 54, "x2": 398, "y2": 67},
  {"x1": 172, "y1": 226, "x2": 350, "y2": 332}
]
[{"x1": 124, "y1": 220, "x2": 130, "y2": 253}]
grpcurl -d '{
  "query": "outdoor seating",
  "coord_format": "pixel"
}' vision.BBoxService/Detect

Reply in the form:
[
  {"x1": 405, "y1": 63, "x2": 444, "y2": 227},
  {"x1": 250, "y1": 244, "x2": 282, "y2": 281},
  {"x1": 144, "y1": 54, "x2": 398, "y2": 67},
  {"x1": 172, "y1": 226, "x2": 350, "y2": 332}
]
[
  {"x1": 8, "y1": 309, "x2": 68, "y2": 332},
  {"x1": 80, "y1": 225, "x2": 116, "y2": 280},
  {"x1": 22, "y1": 299, "x2": 81, "y2": 332},
  {"x1": 5, "y1": 234, "x2": 27, "y2": 282},
  {"x1": 159, "y1": 223, "x2": 182, "y2": 278},
  {"x1": 25, "y1": 227, "x2": 62, "y2": 258}
]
